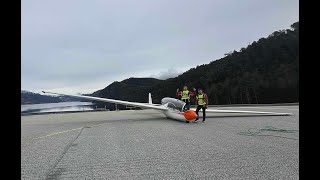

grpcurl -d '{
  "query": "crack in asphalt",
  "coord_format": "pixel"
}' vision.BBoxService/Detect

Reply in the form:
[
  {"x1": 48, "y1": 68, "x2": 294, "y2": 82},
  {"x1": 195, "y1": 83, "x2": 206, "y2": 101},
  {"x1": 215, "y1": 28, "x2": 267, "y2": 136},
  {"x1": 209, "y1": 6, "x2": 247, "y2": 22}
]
[{"x1": 44, "y1": 127, "x2": 85, "y2": 180}]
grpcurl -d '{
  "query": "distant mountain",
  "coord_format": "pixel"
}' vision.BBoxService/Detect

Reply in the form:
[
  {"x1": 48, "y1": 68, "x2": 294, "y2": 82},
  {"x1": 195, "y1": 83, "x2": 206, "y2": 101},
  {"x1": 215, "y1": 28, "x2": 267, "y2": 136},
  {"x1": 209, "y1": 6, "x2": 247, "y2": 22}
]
[
  {"x1": 21, "y1": 90, "x2": 63, "y2": 104},
  {"x1": 91, "y1": 78, "x2": 163, "y2": 110},
  {"x1": 91, "y1": 21, "x2": 299, "y2": 108},
  {"x1": 21, "y1": 90, "x2": 84, "y2": 104}
]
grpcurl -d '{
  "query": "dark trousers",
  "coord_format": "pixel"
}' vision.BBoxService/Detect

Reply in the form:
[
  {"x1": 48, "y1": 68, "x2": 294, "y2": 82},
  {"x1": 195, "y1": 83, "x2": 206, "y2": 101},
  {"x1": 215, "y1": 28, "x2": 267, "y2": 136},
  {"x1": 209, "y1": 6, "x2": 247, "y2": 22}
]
[
  {"x1": 182, "y1": 99, "x2": 190, "y2": 110},
  {"x1": 196, "y1": 105, "x2": 206, "y2": 120}
]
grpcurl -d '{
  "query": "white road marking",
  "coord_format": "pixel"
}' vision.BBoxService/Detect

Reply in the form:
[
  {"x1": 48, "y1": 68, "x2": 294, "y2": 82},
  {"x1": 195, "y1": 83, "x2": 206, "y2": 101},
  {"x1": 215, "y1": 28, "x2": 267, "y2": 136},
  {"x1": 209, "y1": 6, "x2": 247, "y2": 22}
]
[
  {"x1": 33, "y1": 127, "x2": 83, "y2": 140},
  {"x1": 217, "y1": 106, "x2": 299, "y2": 111},
  {"x1": 32, "y1": 123, "x2": 105, "y2": 140}
]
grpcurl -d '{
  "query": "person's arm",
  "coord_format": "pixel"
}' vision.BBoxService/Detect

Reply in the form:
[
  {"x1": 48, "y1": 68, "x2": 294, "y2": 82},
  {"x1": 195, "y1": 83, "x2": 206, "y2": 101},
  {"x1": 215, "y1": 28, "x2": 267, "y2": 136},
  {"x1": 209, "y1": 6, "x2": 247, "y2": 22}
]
[
  {"x1": 195, "y1": 96, "x2": 198, "y2": 106},
  {"x1": 176, "y1": 88, "x2": 181, "y2": 97},
  {"x1": 189, "y1": 88, "x2": 197, "y2": 96},
  {"x1": 205, "y1": 94, "x2": 209, "y2": 107}
]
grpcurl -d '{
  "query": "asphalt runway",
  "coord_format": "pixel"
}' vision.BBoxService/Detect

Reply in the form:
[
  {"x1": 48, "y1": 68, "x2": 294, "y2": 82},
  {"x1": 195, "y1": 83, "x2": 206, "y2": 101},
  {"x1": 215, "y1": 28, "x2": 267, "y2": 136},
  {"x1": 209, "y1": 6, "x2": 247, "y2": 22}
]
[{"x1": 21, "y1": 105, "x2": 299, "y2": 179}]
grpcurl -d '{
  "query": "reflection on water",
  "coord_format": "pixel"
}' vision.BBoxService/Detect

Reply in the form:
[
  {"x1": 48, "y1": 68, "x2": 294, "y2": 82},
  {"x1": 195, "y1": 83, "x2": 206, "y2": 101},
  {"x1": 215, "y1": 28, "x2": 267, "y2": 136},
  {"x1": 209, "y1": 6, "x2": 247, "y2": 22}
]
[{"x1": 21, "y1": 102, "x2": 95, "y2": 114}]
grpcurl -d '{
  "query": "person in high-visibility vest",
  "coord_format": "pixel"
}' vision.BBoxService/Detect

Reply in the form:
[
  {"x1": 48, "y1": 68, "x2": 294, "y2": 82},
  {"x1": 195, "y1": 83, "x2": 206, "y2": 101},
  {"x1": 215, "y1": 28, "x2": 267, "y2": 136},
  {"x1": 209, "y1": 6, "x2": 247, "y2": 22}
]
[
  {"x1": 195, "y1": 88, "x2": 208, "y2": 122},
  {"x1": 176, "y1": 86, "x2": 196, "y2": 110}
]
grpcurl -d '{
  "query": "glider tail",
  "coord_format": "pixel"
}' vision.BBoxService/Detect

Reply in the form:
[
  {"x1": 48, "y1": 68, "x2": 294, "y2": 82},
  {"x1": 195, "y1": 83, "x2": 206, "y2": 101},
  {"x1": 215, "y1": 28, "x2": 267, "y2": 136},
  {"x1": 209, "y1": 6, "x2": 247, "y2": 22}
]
[{"x1": 148, "y1": 93, "x2": 152, "y2": 104}]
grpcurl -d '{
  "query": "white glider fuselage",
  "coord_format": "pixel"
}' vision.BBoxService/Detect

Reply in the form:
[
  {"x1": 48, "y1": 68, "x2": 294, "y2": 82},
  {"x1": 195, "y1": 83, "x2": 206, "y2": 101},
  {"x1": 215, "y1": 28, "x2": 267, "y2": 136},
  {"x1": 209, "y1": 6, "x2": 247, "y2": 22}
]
[
  {"x1": 163, "y1": 110, "x2": 195, "y2": 121},
  {"x1": 160, "y1": 97, "x2": 197, "y2": 121}
]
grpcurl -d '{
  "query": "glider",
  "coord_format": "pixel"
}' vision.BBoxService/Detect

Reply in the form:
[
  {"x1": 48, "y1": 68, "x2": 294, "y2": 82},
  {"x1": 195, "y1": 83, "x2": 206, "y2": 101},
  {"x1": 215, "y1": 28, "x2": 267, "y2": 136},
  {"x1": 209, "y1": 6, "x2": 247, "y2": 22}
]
[{"x1": 42, "y1": 91, "x2": 292, "y2": 123}]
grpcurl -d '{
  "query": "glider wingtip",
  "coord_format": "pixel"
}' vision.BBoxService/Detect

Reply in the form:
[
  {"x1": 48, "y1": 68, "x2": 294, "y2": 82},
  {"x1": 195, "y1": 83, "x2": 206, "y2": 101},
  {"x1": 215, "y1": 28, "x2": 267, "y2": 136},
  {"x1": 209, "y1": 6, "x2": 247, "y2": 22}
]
[{"x1": 280, "y1": 113, "x2": 293, "y2": 116}]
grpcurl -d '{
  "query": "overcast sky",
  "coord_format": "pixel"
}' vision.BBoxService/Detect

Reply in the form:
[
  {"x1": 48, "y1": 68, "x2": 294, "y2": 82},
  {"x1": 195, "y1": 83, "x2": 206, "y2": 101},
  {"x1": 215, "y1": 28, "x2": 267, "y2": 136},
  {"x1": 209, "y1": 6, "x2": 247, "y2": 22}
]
[{"x1": 22, "y1": 0, "x2": 299, "y2": 94}]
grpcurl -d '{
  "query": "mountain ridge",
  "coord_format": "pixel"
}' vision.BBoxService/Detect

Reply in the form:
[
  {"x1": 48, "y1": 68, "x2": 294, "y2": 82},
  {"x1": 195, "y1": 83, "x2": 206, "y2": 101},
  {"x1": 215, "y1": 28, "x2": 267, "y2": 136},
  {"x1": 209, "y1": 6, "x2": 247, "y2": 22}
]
[{"x1": 92, "y1": 21, "x2": 299, "y2": 110}]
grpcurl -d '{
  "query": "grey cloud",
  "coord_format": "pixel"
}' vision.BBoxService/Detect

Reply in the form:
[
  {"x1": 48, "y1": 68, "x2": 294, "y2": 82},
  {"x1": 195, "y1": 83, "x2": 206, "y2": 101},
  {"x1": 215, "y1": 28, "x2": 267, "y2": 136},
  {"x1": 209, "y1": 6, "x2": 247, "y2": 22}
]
[
  {"x1": 22, "y1": 0, "x2": 299, "y2": 93},
  {"x1": 150, "y1": 68, "x2": 182, "y2": 80}
]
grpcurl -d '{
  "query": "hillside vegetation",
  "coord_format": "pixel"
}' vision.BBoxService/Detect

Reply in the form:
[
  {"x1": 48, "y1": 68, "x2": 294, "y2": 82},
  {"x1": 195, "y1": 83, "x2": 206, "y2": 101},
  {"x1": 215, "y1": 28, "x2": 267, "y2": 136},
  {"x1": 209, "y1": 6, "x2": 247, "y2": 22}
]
[{"x1": 92, "y1": 22, "x2": 299, "y2": 110}]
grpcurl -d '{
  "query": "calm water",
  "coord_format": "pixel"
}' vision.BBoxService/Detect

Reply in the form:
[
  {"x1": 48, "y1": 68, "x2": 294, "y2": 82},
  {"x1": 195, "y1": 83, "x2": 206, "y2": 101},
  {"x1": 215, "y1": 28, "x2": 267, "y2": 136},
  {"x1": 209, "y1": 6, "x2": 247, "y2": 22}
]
[{"x1": 21, "y1": 102, "x2": 95, "y2": 114}]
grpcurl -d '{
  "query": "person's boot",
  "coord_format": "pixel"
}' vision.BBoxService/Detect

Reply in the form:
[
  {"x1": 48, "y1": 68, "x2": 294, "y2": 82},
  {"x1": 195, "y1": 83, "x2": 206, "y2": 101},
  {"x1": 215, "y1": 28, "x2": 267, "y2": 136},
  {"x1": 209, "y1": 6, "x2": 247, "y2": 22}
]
[{"x1": 202, "y1": 119, "x2": 205, "y2": 122}]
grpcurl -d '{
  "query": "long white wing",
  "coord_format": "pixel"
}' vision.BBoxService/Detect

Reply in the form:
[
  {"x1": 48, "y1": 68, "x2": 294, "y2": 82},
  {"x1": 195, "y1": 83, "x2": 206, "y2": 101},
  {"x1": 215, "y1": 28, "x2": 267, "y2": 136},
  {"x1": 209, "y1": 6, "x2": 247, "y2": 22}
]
[
  {"x1": 42, "y1": 91, "x2": 168, "y2": 111},
  {"x1": 191, "y1": 108, "x2": 292, "y2": 116}
]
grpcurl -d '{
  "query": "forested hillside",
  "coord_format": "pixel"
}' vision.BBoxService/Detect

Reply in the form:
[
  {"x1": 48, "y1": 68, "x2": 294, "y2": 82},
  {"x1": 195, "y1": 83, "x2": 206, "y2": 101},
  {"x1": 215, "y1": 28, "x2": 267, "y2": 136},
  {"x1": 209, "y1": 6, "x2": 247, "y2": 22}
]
[{"x1": 93, "y1": 22, "x2": 299, "y2": 110}]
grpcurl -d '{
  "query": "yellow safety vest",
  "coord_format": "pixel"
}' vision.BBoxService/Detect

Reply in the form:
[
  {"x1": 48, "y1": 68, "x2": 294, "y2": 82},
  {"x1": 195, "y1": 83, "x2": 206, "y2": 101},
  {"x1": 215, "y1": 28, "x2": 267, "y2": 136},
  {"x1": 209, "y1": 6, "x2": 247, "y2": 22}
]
[
  {"x1": 197, "y1": 94, "x2": 206, "y2": 105},
  {"x1": 181, "y1": 90, "x2": 190, "y2": 100}
]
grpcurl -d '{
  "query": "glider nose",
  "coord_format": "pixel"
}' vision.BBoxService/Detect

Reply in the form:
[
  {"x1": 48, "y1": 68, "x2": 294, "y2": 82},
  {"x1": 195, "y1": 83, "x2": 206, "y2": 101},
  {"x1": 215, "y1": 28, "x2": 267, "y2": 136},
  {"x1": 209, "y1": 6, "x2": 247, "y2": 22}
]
[{"x1": 183, "y1": 110, "x2": 197, "y2": 120}]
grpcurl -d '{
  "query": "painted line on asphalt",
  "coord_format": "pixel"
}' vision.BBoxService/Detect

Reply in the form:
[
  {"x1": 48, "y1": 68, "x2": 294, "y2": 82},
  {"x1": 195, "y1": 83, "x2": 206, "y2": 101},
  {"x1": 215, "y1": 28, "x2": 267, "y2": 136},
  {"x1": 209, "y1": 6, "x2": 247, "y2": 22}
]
[
  {"x1": 33, "y1": 127, "x2": 83, "y2": 140},
  {"x1": 218, "y1": 107, "x2": 299, "y2": 111},
  {"x1": 32, "y1": 123, "x2": 104, "y2": 140}
]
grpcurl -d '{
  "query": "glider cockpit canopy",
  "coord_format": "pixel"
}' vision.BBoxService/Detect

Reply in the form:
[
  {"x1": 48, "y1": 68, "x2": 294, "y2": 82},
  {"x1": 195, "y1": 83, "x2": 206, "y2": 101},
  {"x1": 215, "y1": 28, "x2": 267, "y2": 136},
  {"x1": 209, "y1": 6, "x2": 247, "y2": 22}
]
[{"x1": 161, "y1": 97, "x2": 186, "y2": 112}]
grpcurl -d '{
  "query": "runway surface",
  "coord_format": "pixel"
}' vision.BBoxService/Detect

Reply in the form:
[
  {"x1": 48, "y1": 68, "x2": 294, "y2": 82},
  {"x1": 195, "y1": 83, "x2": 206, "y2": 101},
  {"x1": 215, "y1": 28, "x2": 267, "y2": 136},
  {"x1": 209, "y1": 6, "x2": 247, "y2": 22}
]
[{"x1": 21, "y1": 105, "x2": 299, "y2": 179}]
